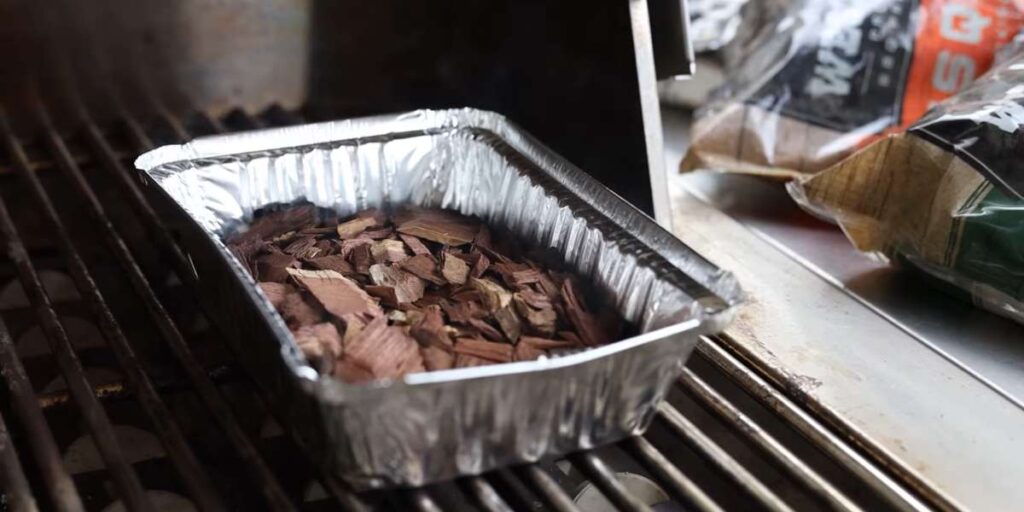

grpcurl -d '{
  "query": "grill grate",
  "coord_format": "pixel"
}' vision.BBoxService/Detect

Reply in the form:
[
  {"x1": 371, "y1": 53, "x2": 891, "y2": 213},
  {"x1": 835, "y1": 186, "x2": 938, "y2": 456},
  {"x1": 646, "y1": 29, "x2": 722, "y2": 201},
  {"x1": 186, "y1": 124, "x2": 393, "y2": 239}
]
[{"x1": 0, "y1": 105, "x2": 933, "y2": 512}]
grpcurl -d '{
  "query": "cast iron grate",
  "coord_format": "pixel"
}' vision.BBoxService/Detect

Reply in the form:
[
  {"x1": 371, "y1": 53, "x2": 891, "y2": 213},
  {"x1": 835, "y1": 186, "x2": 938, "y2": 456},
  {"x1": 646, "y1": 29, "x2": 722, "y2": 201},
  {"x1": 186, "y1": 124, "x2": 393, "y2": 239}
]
[{"x1": 0, "y1": 104, "x2": 933, "y2": 512}]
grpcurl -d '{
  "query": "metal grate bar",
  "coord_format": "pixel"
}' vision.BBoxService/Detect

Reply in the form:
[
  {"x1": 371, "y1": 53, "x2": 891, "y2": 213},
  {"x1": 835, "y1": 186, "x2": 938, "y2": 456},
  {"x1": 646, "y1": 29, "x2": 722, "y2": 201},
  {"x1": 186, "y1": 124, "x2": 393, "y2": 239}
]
[
  {"x1": 657, "y1": 403, "x2": 793, "y2": 512},
  {"x1": 489, "y1": 470, "x2": 546, "y2": 512},
  {"x1": 0, "y1": 120, "x2": 154, "y2": 511},
  {"x1": 0, "y1": 319, "x2": 83, "y2": 512},
  {"x1": 7, "y1": 111, "x2": 230, "y2": 512},
  {"x1": 23, "y1": 108, "x2": 297, "y2": 511},
  {"x1": 698, "y1": 337, "x2": 932, "y2": 512},
  {"x1": 569, "y1": 452, "x2": 653, "y2": 512},
  {"x1": 624, "y1": 437, "x2": 723, "y2": 512},
  {"x1": 517, "y1": 465, "x2": 579, "y2": 512},
  {"x1": 680, "y1": 367, "x2": 862, "y2": 511},
  {"x1": 464, "y1": 476, "x2": 514, "y2": 512},
  {"x1": 80, "y1": 117, "x2": 197, "y2": 291},
  {"x1": 0, "y1": 410, "x2": 37, "y2": 512},
  {"x1": 409, "y1": 489, "x2": 444, "y2": 512}
]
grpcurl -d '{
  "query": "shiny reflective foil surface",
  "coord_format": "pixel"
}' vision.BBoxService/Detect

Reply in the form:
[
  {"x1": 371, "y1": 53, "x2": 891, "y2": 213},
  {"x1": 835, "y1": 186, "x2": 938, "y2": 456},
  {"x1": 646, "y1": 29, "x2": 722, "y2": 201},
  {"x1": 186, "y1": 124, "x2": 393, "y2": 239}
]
[{"x1": 135, "y1": 108, "x2": 742, "y2": 488}]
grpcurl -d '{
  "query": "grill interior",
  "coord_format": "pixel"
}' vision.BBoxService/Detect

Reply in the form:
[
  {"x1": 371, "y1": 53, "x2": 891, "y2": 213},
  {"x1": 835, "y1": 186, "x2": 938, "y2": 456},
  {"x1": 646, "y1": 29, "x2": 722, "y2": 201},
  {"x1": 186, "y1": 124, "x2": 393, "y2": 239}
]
[{"x1": 0, "y1": 105, "x2": 929, "y2": 512}]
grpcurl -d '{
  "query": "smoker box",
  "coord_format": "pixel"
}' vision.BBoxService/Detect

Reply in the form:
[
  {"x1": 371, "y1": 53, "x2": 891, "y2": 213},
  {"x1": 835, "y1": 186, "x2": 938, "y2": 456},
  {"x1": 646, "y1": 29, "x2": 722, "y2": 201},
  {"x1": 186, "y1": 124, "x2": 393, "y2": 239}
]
[{"x1": 134, "y1": 108, "x2": 741, "y2": 488}]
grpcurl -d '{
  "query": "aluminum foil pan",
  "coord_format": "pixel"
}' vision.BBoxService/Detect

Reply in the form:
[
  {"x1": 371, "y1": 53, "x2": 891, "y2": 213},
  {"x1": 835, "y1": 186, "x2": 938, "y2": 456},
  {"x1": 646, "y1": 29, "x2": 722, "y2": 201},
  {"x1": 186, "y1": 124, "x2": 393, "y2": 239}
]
[{"x1": 135, "y1": 108, "x2": 742, "y2": 489}]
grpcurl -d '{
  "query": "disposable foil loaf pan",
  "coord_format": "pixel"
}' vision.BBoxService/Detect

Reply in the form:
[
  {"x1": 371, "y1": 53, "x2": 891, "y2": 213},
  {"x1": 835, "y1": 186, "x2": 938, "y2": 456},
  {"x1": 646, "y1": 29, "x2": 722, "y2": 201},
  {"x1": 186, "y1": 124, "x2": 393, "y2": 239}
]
[{"x1": 134, "y1": 108, "x2": 742, "y2": 489}]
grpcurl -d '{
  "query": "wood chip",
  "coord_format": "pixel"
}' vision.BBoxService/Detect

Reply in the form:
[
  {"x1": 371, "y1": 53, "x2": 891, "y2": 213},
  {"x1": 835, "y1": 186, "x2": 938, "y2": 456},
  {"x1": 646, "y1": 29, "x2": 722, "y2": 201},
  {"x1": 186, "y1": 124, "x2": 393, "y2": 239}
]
[
  {"x1": 454, "y1": 338, "x2": 513, "y2": 362},
  {"x1": 280, "y1": 292, "x2": 323, "y2": 327},
  {"x1": 454, "y1": 353, "x2": 493, "y2": 368},
  {"x1": 288, "y1": 268, "x2": 382, "y2": 319},
  {"x1": 370, "y1": 239, "x2": 409, "y2": 264},
  {"x1": 306, "y1": 255, "x2": 353, "y2": 275},
  {"x1": 361, "y1": 227, "x2": 395, "y2": 240},
  {"x1": 513, "y1": 342, "x2": 546, "y2": 362},
  {"x1": 470, "y1": 251, "x2": 490, "y2": 278},
  {"x1": 521, "y1": 336, "x2": 580, "y2": 350},
  {"x1": 470, "y1": 278, "x2": 512, "y2": 312},
  {"x1": 561, "y1": 279, "x2": 610, "y2": 346},
  {"x1": 399, "y1": 233, "x2": 432, "y2": 256},
  {"x1": 335, "y1": 317, "x2": 424, "y2": 382},
  {"x1": 339, "y1": 238, "x2": 373, "y2": 258},
  {"x1": 258, "y1": 282, "x2": 291, "y2": 308},
  {"x1": 398, "y1": 255, "x2": 446, "y2": 285},
  {"x1": 351, "y1": 244, "x2": 373, "y2": 274},
  {"x1": 336, "y1": 216, "x2": 378, "y2": 239},
  {"x1": 516, "y1": 289, "x2": 552, "y2": 310},
  {"x1": 467, "y1": 318, "x2": 504, "y2": 342},
  {"x1": 293, "y1": 322, "x2": 343, "y2": 363},
  {"x1": 441, "y1": 253, "x2": 470, "y2": 285},
  {"x1": 368, "y1": 264, "x2": 425, "y2": 304},
  {"x1": 256, "y1": 249, "x2": 296, "y2": 282},
  {"x1": 283, "y1": 236, "x2": 320, "y2": 259},
  {"x1": 410, "y1": 306, "x2": 453, "y2": 348},
  {"x1": 421, "y1": 345, "x2": 455, "y2": 370},
  {"x1": 494, "y1": 306, "x2": 522, "y2": 342},
  {"x1": 396, "y1": 208, "x2": 479, "y2": 246},
  {"x1": 513, "y1": 296, "x2": 557, "y2": 336},
  {"x1": 232, "y1": 205, "x2": 316, "y2": 245}
]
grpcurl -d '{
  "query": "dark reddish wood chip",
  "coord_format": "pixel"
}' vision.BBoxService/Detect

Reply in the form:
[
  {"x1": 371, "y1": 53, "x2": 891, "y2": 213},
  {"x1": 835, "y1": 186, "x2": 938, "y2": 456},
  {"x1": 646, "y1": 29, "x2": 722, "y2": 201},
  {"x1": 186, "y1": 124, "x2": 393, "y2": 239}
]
[
  {"x1": 494, "y1": 306, "x2": 522, "y2": 342},
  {"x1": 471, "y1": 278, "x2": 512, "y2": 312},
  {"x1": 421, "y1": 345, "x2": 455, "y2": 371},
  {"x1": 454, "y1": 338, "x2": 513, "y2": 362},
  {"x1": 280, "y1": 291, "x2": 323, "y2": 327},
  {"x1": 558, "y1": 331, "x2": 583, "y2": 346},
  {"x1": 365, "y1": 285, "x2": 398, "y2": 308},
  {"x1": 336, "y1": 216, "x2": 379, "y2": 239},
  {"x1": 336, "y1": 316, "x2": 424, "y2": 382},
  {"x1": 288, "y1": 268, "x2": 383, "y2": 319},
  {"x1": 360, "y1": 227, "x2": 395, "y2": 240},
  {"x1": 469, "y1": 251, "x2": 490, "y2": 278},
  {"x1": 368, "y1": 264, "x2": 425, "y2": 304},
  {"x1": 450, "y1": 287, "x2": 482, "y2": 303},
  {"x1": 230, "y1": 241, "x2": 264, "y2": 276},
  {"x1": 339, "y1": 238, "x2": 373, "y2": 258},
  {"x1": 306, "y1": 255, "x2": 354, "y2": 275},
  {"x1": 454, "y1": 353, "x2": 493, "y2": 368},
  {"x1": 396, "y1": 208, "x2": 479, "y2": 246},
  {"x1": 513, "y1": 342, "x2": 546, "y2": 362},
  {"x1": 398, "y1": 255, "x2": 446, "y2": 285},
  {"x1": 441, "y1": 253, "x2": 470, "y2": 285},
  {"x1": 231, "y1": 205, "x2": 316, "y2": 245},
  {"x1": 410, "y1": 306, "x2": 453, "y2": 348},
  {"x1": 351, "y1": 244, "x2": 373, "y2": 274},
  {"x1": 440, "y1": 300, "x2": 471, "y2": 324},
  {"x1": 282, "y1": 236, "x2": 321, "y2": 259},
  {"x1": 255, "y1": 252, "x2": 298, "y2": 282},
  {"x1": 258, "y1": 282, "x2": 292, "y2": 308},
  {"x1": 513, "y1": 296, "x2": 557, "y2": 336},
  {"x1": 521, "y1": 336, "x2": 579, "y2": 350},
  {"x1": 467, "y1": 318, "x2": 504, "y2": 342},
  {"x1": 293, "y1": 322, "x2": 343, "y2": 363},
  {"x1": 516, "y1": 289, "x2": 552, "y2": 310},
  {"x1": 535, "y1": 272, "x2": 562, "y2": 299},
  {"x1": 511, "y1": 269, "x2": 543, "y2": 285},
  {"x1": 473, "y1": 224, "x2": 492, "y2": 249},
  {"x1": 399, "y1": 233, "x2": 432, "y2": 256},
  {"x1": 561, "y1": 279, "x2": 610, "y2": 347}
]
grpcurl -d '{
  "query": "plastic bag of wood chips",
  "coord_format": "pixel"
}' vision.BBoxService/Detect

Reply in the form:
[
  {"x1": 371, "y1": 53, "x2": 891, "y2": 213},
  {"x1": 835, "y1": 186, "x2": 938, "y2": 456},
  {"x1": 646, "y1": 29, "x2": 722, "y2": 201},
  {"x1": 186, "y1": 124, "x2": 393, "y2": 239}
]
[
  {"x1": 682, "y1": 0, "x2": 1024, "y2": 179},
  {"x1": 789, "y1": 41, "x2": 1024, "y2": 325}
]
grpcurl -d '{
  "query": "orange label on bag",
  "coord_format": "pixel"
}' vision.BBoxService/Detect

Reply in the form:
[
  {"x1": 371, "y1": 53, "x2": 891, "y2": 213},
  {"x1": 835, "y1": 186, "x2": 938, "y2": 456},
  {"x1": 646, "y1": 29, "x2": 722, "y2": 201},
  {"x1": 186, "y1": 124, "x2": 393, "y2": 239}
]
[{"x1": 899, "y1": 0, "x2": 1024, "y2": 126}]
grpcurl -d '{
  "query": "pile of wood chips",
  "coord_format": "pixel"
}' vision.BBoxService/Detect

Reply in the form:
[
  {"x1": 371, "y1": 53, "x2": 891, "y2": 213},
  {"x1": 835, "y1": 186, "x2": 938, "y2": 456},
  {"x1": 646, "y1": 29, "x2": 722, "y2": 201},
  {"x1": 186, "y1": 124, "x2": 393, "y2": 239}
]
[{"x1": 228, "y1": 205, "x2": 625, "y2": 383}]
